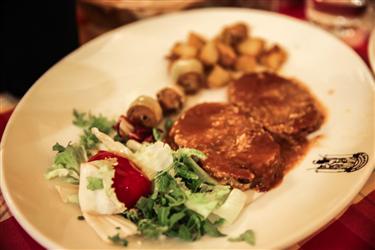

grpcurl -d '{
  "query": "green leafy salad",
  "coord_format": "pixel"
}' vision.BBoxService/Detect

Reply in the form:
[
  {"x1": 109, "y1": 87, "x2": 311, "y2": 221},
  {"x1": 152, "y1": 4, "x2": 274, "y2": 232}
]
[{"x1": 45, "y1": 110, "x2": 254, "y2": 247}]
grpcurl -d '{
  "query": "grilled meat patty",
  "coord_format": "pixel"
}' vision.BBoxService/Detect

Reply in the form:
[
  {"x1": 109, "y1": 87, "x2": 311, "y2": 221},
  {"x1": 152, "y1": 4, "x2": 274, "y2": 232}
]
[
  {"x1": 228, "y1": 72, "x2": 324, "y2": 137},
  {"x1": 169, "y1": 102, "x2": 282, "y2": 191}
]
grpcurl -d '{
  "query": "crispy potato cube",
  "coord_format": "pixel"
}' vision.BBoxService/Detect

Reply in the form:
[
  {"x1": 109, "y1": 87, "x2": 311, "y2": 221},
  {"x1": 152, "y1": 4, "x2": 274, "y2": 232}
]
[
  {"x1": 171, "y1": 43, "x2": 198, "y2": 59},
  {"x1": 177, "y1": 72, "x2": 204, "y2": 94},
  {"x1": 259, "y1": 45, "x2": 288, "y2": 71},
  {"x1": 235, "y1": 55, "x2": 257, "y2": 73},
  {"x1": 216, "y1": 42, "x2": 237, "y2": 68},
  {"x1": 187, "y1": 32, "x2": 206, "y2": 50},
  {"x1": 237, "y1": 37, "x2": 266, "y2": 56},
  {"x1": 221, "y1": 22, "x2": 249, "y2": 45},
  {"x1": 207, "y1": 65, "x2": 232, "y2": 88},
  {"x1": 170, "y1": 58, "x2": 203, "y2": 82},
  {"x1": 199, "y1": 41, "x2": 219, "y2": 65}
]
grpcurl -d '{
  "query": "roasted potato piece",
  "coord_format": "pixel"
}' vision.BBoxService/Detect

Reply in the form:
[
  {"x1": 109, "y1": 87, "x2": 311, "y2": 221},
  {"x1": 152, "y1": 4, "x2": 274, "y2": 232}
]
[
  {"x1": 216, "y1": 42, "x2": 237, "y2": 68},
  {"x1": 171, "y1": 43, "x2": 198, "y2": 59},
  {"x1": 237, "y1": 37, "x2": 266, "y2": 57},
  {"x1": 170, "y1": 58, "x2": 203, "y2": 81},
  {"x1": 187, "y1": 32, "x2": 206, "y2": 50},
  {"x1": 199, "y1": 41, "x2": 219, "y2": 66},
  {"x1": 259, "y1": 45, "x2": 287, "y2": 71},
  {"x1": 170, "y1": 59, "x2": 204, "y2": 94},
  {"x1": 207, "y1": 65, "x2": 232, "y2": 88},
  {"x1": 177, "y1": 72, "x2": 204, "y2": 94},
  {"x1": 221, "y1": 22, "x2": 249, "y2": 46},
  {"x1": 235, "y1": 55, "x2": 258, "y2": 73},
  {"x1": 157, "y1": 86, "x2": 185, "y2": 114},
  {"x1": 127, "y1": 96, "x2": 163, "y2": 128}
]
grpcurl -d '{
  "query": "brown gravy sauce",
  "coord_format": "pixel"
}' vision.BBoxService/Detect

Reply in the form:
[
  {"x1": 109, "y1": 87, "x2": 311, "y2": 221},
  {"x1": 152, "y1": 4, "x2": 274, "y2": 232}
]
[{"x1": 168, "y1": 72, "x2": 326, "y2": 192}]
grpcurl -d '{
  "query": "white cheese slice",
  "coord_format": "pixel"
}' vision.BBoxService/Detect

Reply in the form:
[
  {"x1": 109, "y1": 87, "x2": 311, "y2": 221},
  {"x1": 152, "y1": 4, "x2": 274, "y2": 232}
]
[{"x1": 79, "y1": 159, "x2": 126, "y2": 215}]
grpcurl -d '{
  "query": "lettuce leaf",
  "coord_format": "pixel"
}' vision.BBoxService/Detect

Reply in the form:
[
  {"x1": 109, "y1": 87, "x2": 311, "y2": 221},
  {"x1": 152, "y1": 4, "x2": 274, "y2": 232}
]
[
  {"x1": 184, "y1": 185, "x2": 230, "y2": 218},
  {"x1": 45, "y1": 143, "x2": 87, "y2": 184},
  {"x1": 132, "y1": 141, "x2": 173, "y2": 180},
  {"x1": 213, "y1": 188, "x2": 247, "y2": 225}
]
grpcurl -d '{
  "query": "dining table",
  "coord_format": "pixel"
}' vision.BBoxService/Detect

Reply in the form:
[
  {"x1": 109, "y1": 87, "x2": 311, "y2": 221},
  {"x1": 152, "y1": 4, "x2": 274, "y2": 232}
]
[{"x1": 0, "y1": 2, "x2": 374, "y2": 249}]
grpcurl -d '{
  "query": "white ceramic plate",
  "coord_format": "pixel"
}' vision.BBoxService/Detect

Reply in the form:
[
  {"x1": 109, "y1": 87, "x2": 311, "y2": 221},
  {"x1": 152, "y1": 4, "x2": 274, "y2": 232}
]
[{"x1": 1, "y1": 8, "x2": 374, "y2": 249}]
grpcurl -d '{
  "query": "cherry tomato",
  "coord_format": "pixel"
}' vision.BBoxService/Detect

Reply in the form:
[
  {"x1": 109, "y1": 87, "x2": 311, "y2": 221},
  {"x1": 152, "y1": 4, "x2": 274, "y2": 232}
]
[{"x1": 89, "y1": 151, "x2": 151, "y2": 208}]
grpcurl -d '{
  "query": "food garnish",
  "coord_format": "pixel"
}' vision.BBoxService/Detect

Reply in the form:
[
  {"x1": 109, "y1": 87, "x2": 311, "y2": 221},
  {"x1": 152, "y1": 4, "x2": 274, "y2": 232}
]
[{"x1": 46, "y1": 109, "x2": 250, "y2": 246}]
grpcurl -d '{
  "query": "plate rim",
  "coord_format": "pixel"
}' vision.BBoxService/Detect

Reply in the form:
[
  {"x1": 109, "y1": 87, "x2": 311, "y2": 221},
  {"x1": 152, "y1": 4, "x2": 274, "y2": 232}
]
[
  {"x1": 369, "y1": 27, "x2": 375, "y2": 74},
  {"x1": 1, "y1": 7, "x2": 375, "y2": 249}
]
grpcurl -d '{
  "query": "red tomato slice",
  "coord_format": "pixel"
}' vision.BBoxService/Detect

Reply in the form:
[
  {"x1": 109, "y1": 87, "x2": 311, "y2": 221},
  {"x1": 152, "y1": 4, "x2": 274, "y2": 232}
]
[{"x1": 89, "y1": 151, "x2": 151, "y2": 208}]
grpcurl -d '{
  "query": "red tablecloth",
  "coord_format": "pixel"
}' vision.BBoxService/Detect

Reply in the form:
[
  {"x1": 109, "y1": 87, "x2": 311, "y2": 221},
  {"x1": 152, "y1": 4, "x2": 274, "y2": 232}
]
[{"x1": 1, "y1": 3, "x2": 374, "y2": 250}]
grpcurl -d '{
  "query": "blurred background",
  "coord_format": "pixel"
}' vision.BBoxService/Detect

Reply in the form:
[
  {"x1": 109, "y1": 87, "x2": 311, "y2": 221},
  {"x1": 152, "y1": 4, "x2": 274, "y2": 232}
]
[{"x1": 1, "y1": 0, "x2": 374, "y2": 99}]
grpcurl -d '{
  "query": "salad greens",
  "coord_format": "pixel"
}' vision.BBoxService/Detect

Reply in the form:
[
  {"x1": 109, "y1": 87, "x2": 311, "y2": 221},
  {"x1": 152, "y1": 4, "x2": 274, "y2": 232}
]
[
  {"x1": 45, "y1": 143, "x2": 87, "y2": 184},
  {"x1": 132, "y1": 141, "x2": 173, "y2": 180},
  {"x1": 122, "y1": 150, "x2": 229, "y2": 241},
  {"x1": 46, "y1": 110, "x2": 115, "y2": 184},
  {"x1": 46, "y1": 110, "x2": 255, "y2": 246},
  {"x1": 73, "y1": 110, "x2": 115, "y2": 151}
]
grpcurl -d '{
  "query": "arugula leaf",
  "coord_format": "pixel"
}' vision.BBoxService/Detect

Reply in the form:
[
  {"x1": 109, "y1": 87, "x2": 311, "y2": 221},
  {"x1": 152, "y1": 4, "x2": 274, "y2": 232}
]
[
  {"x1": 136, "y1": 197, "x2": 155, "y2": 219},
  {"x1": 73, "y1": 110, "x2": 114, "y2": 134},
  {"x1": 73, "y1": 110, "x2": 88, "y2": 127},
  {"x1": 52, "y1": 143, "x2": 66, "y2": 153},
  {"x1": 80, "y1": 129, "x2": 99, "y2": 150},
  {"x1": 108, "y1": 233, "x2": 128, "y2": 246},
  {"x1": 72, "y1": 110, "x2": 115, "y2": 151},
  {"x1": 175, "y1": 163, "x2": 199, "y2": 180},
  {"x1": 203, "y1": 221, "x2": 226, "y2": 237},
  {"x1": 152, "y1": 172, "x2": 186, "y2": 207},
  {"x1": 138, "y1": 219, "x2": 168, "y2": 239},
  {"x1": 168, "y1": 211, "x2": 186, "y2": 228},
  {"x1": 185, "y1": 211, "x2": 203, "y2": 240},
  {"x1": 154, "y1": 206, "x2": 170, "y2": 226},
  {"x1": 174, "y1": 162, "x2": 202, "y2": 192},
  {"x1": 228, "y1": 229, "x2": 255, "y2": 245},
  {"x1": 178, "y1": 225, "x2": 192, "y2": 241},
  {"x1": 86, "y1": 176, "x2": 103, "y2": 191}
]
